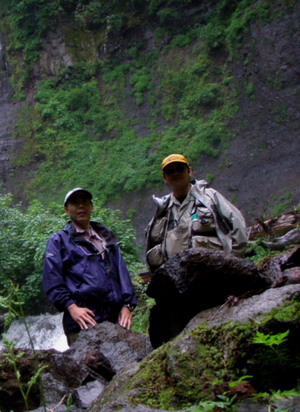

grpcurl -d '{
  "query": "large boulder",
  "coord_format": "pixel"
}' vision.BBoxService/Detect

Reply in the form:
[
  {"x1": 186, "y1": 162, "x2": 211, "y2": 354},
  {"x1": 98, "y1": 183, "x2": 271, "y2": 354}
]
[
  {"x1": 146, "y1": 247, "x2": 270, "y2": 347},
  {"x1": 44, "y1": 322, "x2": 153, "y2": 408},
  {"x1": 90, "y1": 283, "x2": 300, "y2": 412},
  {"x1": 64, "y1": 321, "x2": 153, "y2": 378}
]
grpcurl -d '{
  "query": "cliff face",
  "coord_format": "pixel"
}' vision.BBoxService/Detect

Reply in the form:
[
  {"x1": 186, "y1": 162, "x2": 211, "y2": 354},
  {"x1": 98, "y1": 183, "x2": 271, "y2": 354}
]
[
  {"x1": 0, "y1": 32, "x2": 20, "y2": 192},
  {"x1": 0, "y1": 1, "x2": 299, "y2": 250},
  {"x1": 103, "y1": 1, "x2": 300, "y2": 248},
  {"x1": 199, "y1": 5, "x2": 300, "y2": 221}
]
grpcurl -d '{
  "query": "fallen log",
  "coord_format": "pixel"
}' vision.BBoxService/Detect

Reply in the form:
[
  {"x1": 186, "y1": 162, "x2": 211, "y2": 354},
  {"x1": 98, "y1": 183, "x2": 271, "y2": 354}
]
[
  {"x1": 259, "y1": 228, "x2": 300, "y2": 251},
  {"x1": 247, "y1": 209, "x2": 300, "y2": 240}
]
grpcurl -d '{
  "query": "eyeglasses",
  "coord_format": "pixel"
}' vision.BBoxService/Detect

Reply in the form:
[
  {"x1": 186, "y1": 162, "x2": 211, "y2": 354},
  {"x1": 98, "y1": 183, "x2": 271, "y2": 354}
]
[
  {"x1": 164, "y1": 164, "x2": 187, "y2": 175},
  {"x1": 68, "y1": 198, "x2": 91, "y2": 206}
]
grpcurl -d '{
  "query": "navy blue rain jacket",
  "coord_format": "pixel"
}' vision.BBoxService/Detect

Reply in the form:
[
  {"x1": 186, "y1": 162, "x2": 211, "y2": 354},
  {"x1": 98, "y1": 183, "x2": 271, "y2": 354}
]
[{"x1": 42, "y1": 221, "x2": 137, "y2": 334}]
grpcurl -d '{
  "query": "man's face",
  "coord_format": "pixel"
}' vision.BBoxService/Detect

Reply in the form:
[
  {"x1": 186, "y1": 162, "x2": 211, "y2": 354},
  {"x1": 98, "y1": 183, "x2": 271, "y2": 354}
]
[
  {"x1": 163, "y1": 162, "x2": 192, "y2": 189},
  {"x1": 64, "y1": 194, "x2": 93, "y2": 229}
]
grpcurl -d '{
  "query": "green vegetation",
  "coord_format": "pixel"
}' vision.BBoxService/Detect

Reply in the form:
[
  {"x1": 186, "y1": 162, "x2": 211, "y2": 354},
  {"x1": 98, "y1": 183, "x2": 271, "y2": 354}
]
[
  {"x1": 191, "y1": 395, "x2": 237, "y2": 412},
  {"x1": 271, "y1": 192, "x2": 293, "y2": 216},
  {"x1": 132, "y1": 296, "x2": 155, "y2": 334},
  {"x1": 258, "y1": 191, "x2": 294, "y2": 218},
  {"x1": 252, "y1": 329, "x2": 290, "y2": 357},
  {"x1": 2, "y1": 337, "x2": 47, "y2": 411},
  {"x1": 189, "y1": 330, "x2": 299, "y2": 412},
  {"x1": 246, "y1": 241, "x2": 279, "y2": 266},
  {"x1": 0, "y1": 0, "x2": 290, "y2": 205},
  {"x1": 0, "y1": 285, "x2": 48, "y2": 411}
]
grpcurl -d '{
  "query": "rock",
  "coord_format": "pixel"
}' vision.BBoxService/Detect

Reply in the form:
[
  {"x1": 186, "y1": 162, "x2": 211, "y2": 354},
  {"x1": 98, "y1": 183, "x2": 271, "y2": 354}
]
[
  {"x1": 97, "y1": 284, "x2": 300, "y2": 412},
  {"x1": 90, "y1": 399, "x2": 190, "y2": 412},
  {"x1": 0, "y1": 322, "x2": 152, "y2": 412},
  {"x1": 65, "y1": 322, "x2": 153, "y2": 377},
  {"x1": 259, "y1": 246, "x2": 300, "y2": 284},
  {"x1": 184, "y1": 284, "x2": 300, "y2": 330},
  {"x1": 29, "y1": 406, "x2": 69, "y2": 412},
  {"x1": 236, "y1": 396, "x2": 300, "y2": 412},
  {"x1": 89, "y1": 362, "x2": 141, "y2": 409},
  {"x1": 73, "y1": 380, "x2": 106, "y2": 409},
  {"x1": 272, "y1": 267, "x2": 300, "y2": 287},
  {"x1": 87, "y1": 361, "x2": 191, "y2": 411},
  {"x1": 146, "y1": 247, "x2": 269, "y2": 347},
  {"x1": 87, "y1": 362, "x2": 190, "y2": 412},
  {"x1": 41, "y1": 371, "x2": 75, "y2": 409}
]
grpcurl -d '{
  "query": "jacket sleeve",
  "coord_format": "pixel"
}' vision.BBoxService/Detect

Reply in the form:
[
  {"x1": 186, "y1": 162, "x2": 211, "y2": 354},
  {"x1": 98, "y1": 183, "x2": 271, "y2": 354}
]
[
  {"x1": 209, "y1": 189, "x2": 248, "y2": 258},
  {"x1": 116, "y1": 246, "x2": 137, "y2": 308},
  {"x1": 42, "y1": 233, "x2": 76, "y2": 312}
]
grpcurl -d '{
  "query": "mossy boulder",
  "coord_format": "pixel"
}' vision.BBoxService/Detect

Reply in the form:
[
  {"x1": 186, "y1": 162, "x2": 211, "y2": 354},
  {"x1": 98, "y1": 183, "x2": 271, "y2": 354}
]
[{"x1": 89, "y1": 284, "x2": 300, "y2": 411}]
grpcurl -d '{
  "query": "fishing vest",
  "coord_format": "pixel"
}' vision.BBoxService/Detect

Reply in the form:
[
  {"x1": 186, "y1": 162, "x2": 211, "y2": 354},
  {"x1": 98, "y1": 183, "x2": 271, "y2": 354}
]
[
  {"x1": 146, "y1": 192, "x2": 222, "y2": 270},
  {"x1": 145, "y1": 180, "x2": 247, "y2": 272}
]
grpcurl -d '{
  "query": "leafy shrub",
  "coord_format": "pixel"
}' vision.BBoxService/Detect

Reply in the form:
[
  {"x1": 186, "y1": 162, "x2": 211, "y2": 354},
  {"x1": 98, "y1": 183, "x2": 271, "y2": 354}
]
[
  {"x1": 157, "y1": 7, "x2": 179, "y2": 25},
  {"x1": 130, "y1": 70, "x2": 151, "y2": 92},
  {"x1": 170, "y1": 34, "x2": 194, "y2": 48},
  {"x1": 199, "y1": 22, "x2": 226, "y2": 51},
  {"x1": 225, "y1": 0, "x2": 271, "y2": 57}
]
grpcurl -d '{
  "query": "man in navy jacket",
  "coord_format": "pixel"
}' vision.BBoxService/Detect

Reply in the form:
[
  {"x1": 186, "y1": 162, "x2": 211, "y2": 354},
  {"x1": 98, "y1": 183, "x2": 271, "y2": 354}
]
[{"x1": 43, "y1": 188, "x2": 137, "y2": 346}]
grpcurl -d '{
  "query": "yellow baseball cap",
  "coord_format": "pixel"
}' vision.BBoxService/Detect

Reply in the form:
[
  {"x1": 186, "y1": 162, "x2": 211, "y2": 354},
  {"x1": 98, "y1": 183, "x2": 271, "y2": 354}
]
[{"x1": 162, "y1": 154, "x2": 189, "y2": 170}]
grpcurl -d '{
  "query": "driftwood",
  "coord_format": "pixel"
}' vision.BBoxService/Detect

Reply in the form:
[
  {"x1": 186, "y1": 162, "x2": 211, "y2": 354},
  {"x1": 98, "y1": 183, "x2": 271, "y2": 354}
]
[
  {"x1": 247, "y1": 209, "x2": 300, "y2": 240},
  {"x1": 259, "y1": 228, "x2": 300, "y2": 250}
]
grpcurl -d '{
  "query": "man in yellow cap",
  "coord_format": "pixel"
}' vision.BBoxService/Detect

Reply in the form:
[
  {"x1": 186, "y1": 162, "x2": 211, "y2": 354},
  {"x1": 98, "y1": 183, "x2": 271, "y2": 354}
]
[{"x1": 145, "y1": 154, "x2": 247, "y2": 273}]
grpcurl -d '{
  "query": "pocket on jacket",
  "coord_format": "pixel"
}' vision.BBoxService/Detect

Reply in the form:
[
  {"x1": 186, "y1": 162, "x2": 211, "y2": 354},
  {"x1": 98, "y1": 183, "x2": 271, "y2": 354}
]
[
  {"x1": 191, "y1": 235, "x2": 223, "y2": 250},
  {"x1": 192, "y1": 207, "x2": 216, "y2": 234},
  {"x1": 165, "y1": 225, "x2": 189, "y2": 258},
  {"x1": 149, "y1": 216, "x2": 168, "y2": 243},
  {"x1": 146, "y1": 244, "x2": 166, "y2": 267}
]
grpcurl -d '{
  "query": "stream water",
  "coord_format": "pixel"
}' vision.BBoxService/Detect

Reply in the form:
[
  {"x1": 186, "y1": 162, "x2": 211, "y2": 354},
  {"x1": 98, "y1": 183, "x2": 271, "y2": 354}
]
[{"x1": 0, "y1": 313, "x2": 69, "y2": 352}]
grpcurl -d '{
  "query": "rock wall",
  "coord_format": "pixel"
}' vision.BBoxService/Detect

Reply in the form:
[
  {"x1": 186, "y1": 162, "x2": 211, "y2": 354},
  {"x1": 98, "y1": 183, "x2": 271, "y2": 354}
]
[{"x1": 0, "y1": 33, "x2": 21, "y2": 193}]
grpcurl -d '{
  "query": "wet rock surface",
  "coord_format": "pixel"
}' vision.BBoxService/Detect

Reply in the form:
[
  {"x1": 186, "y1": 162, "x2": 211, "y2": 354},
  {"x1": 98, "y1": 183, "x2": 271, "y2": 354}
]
[
  {"x1": 146, "y1": 247, "x2": 269, "y2": 347},
  {"x1": 0, "y1": 322, "x2": 152, "y2": 412},
  {"x1": 88, "y1": 282, "x2": 300, "y2": 412}
]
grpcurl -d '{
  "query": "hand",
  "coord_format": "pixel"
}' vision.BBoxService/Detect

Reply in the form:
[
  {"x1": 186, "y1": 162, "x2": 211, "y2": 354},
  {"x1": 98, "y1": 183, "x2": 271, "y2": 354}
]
[
  {"x1": 118, "y1": 306, "x2": 132, "y2": 330},
  {"x1": 67, "y1": 303, "x2": 97, "y2": 330}
]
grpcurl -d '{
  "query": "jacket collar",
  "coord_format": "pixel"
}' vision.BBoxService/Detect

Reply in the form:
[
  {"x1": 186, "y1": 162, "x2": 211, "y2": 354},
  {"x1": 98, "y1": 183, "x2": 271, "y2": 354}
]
[{"x1": 66, "y1": 221, "x2": 118, "y2": 246}]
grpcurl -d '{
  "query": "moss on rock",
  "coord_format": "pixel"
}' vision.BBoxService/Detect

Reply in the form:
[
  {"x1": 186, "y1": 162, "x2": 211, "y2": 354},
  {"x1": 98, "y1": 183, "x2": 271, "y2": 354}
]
[{"x1": 124, "y1": 297, "x2": 300, "y2": 410}]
